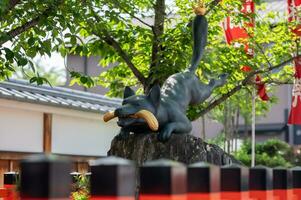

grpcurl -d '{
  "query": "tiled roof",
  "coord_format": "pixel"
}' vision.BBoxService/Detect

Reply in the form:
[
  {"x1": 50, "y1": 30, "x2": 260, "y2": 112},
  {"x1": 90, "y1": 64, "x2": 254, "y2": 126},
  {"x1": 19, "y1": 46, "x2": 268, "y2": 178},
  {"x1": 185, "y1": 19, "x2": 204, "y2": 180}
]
[{"x1": 0, "y1": 80, "x2": 121, "y2": 113}]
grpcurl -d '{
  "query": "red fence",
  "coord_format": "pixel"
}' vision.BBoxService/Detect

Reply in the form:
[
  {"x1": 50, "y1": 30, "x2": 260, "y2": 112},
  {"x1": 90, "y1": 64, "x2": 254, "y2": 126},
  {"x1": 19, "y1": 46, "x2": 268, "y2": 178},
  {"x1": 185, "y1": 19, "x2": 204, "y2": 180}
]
[{"x1": 1, "y1": 154, "x2": 301, "y2": 200}]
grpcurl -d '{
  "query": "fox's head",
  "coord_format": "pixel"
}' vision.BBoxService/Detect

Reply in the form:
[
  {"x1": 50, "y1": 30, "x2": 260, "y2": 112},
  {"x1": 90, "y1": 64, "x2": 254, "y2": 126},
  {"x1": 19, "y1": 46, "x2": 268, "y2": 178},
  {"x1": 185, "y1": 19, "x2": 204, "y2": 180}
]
[{"x1": 103, "y1": 85, "x2": 161, "y2": 132}]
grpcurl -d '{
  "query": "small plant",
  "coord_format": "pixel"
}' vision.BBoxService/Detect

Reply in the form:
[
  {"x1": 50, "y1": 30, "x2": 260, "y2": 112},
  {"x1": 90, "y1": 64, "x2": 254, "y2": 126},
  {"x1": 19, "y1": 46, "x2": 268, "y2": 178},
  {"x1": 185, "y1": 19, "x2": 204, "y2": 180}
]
[{"x1": 71, "y1": 174, "x2": 90, "y2": 200}]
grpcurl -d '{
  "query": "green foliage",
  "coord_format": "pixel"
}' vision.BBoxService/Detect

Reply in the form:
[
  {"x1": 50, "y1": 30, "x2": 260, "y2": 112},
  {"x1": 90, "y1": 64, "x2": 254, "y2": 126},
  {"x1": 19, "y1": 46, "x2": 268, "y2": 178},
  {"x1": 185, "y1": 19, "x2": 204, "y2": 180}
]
[
  {"x1": 207, "y1": 132, "x2": 226, "y2": 148},
  {"x1": 70, "y1": 71, "x2": 95, "y2": 88},
  {"x1": 234, "y1": 139, "x2": 295, "y2": 167},
  {"x1": 202, "y1": 87, "x2": 278, "y2": 126},
  {"x1": 0, "y1": 0, "x2": 298, "y2": 119}
]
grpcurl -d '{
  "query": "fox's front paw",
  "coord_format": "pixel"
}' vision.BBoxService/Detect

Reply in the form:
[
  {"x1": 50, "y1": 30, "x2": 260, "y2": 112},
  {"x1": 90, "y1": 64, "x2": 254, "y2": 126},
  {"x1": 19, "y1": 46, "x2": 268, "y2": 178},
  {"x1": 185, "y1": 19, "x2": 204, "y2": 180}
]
[
  {"x1": 116, "y1": 129, "x2": 130, "y2": 140},
  {"x1": 157, "y1": 128, "x2": 172, "y2": 142},
  {"x1": 212, "y1": 73, "x2": 228, "y2": 87}
]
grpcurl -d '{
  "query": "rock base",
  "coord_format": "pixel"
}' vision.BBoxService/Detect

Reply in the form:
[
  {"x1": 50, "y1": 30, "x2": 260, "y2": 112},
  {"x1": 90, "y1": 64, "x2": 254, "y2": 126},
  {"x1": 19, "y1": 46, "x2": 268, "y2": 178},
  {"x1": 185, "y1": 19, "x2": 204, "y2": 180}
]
[{"x1": 108, "y1": 134, "x2": 240, "y2": 166}]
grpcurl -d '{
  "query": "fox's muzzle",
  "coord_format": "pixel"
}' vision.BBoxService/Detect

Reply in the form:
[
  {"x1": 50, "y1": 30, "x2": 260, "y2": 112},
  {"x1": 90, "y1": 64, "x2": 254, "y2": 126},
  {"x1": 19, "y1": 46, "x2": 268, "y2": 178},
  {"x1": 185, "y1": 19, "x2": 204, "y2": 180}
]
[{"x1": 103, "y1": 110, "x2": 159, "y2": 131}]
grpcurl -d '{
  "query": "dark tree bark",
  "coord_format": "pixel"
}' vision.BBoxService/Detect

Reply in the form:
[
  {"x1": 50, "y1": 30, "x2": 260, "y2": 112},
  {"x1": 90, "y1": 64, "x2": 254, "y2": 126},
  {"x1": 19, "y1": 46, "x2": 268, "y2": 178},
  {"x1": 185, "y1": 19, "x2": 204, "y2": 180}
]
[{"x1": 146, "y1": 0, "x2": 166, "y2": 93}]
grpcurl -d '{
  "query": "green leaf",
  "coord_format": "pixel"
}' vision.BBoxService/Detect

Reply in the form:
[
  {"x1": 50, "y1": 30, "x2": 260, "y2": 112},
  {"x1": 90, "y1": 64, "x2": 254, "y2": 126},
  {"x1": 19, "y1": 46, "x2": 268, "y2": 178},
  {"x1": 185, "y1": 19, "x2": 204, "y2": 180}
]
[
  {"x1": 29, "y1": 77, "x2": 37, "y2": 83},
  {"x1": 17, "y1": 58, "x2": 28, "y2": 66},
  {"x1": 80, "y1": 76, "x2": 88, "y2": 84},
  {"x1": 4, "y1": 48, "x2": 14, "y2": 60},
  {"x1": 27, "y1": 37, "x2": 35, "y2": 46},
  {"x1": 70, "y1": 36, "x2": 77, "y2": 45},
  {"x1": 37, "y1": 77, "x2": 43, "y2": 85},
  {"x1": 27, "y1": 49, "x2": 37, "y2": 58}
]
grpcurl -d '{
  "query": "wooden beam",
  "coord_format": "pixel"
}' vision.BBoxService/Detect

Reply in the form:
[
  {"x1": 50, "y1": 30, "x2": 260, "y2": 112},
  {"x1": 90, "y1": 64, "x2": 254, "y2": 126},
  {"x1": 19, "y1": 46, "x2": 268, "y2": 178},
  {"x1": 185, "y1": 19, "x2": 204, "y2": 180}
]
[{"x1": 43, "y1": 113, "x2": 52, "y2": 154}]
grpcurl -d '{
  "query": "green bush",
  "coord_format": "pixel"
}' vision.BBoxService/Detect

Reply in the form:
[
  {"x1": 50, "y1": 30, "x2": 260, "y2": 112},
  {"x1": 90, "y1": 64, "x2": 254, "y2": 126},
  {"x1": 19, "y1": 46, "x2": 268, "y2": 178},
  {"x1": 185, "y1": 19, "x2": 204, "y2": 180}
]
[{"x1": 234, "y1": 139, "x2": 295, "y2": 167}]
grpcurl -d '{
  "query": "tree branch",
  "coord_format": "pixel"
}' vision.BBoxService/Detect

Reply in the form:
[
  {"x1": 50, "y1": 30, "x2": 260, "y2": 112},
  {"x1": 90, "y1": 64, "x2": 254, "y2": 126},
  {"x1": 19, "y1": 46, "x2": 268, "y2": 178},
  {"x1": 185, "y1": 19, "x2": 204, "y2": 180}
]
[
  {"x1": 0, "y1": 17, "x2": 39, "y2": 46},
  {"x1": 0, "y1": 3, "x2": 59, "y2": 47},
  {"x1": 8, "y1": 0, "x2": 21, "y2": 10},
  {"x1": 205, "y1": 0, "x2": 222, "y2": 15},
  {"x1": 92, "y1": 29, "x2": 146, "y2": 85},
  {"x1": 102, "y1": 33, "x2": 147, "y2": 85},
  {"x1": 87, "y1": 5, "x2": 147, "y2": 86},
  {"x1": 251, "y1": 79, "x2": 294, "y2": 85},
  {"x1": 192, "y1": 56, "x2": 295, "y2": 120}
]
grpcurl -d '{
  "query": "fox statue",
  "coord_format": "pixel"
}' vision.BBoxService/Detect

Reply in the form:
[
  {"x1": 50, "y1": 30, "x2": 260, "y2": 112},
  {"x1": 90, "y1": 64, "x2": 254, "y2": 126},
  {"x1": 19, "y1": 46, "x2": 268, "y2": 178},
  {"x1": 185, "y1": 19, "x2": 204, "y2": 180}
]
[{"x1": 103, "y1": 7, "x2": 227, "y2": 142}]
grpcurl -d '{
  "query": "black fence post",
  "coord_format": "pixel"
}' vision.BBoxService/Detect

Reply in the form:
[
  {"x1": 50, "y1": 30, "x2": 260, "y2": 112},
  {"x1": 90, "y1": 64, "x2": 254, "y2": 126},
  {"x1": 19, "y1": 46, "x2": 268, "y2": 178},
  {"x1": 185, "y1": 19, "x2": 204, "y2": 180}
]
[
  {"x1": 139, "y1": 159, "x2": 186, "y2": 200},
  {"x1": 272, "y1": 167, "x2": 292, "y2": 199},
  {"x1": 220, "y1": 164, "x2": 249, "y2": 200},
  {"x1": 187, "y1": 162, "x2": 220, "y2": 200},
  {"x1": 291, "y1": 166, "x2": 301, "y2": 199},
  {"x1": 20, "y1": 154, "x2": 72, "y2": 200},
  {"x1": 249, "y1": 166, "x2": 273, "y2": 200},
  {"x1": 90, "y1": 156, "x2": 136, "y2": 200}
]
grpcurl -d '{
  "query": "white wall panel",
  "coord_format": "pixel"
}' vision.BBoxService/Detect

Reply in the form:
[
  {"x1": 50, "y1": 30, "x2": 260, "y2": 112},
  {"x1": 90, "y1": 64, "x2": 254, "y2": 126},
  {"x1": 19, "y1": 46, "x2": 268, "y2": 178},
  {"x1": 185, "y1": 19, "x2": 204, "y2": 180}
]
[
  {"x1": 0, "y1": 106, "x2": 43, "y2": 152},
  {"x1": 52, "y1": 114, "x2": 119, "y2": 156}
]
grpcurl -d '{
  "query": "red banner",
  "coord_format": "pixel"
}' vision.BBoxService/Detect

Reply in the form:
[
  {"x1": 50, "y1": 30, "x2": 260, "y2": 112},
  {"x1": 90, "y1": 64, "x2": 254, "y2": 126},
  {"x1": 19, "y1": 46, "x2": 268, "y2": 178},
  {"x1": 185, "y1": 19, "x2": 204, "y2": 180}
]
[
  {"x1": 223, "y1": 0, "x2": 254, "y2": 46},
  {"x1": 288, "y1": 57, "x2": 301, "y2": 124},
  {"x1": 288, "y1": 0, "x2": 301, "y2": 36},
  {"x1": 222, "y1": 0, "x2": 269, "y2": 101},
  {"x1": 288, "y1": 0, "x2": 301, "y2": 125}
]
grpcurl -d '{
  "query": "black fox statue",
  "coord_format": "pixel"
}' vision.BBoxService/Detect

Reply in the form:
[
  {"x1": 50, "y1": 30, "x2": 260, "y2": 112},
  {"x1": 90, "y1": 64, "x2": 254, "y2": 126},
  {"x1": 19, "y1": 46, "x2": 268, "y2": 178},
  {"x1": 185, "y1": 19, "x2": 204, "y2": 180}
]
[{"x1": 103, "y1": 9, "x2": 227, "y2": 142}]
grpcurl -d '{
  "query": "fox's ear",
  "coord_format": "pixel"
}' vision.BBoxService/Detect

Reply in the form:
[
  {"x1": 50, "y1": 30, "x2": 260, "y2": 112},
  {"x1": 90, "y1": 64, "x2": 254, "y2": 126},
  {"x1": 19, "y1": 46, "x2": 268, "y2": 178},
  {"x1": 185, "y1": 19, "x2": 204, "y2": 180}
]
[
  {"x1": 123, "y1": 86, "x2": 135, "y2": 99},
  {"x1": 148, "y1": 84, "x2": 161, "y2": 108}
]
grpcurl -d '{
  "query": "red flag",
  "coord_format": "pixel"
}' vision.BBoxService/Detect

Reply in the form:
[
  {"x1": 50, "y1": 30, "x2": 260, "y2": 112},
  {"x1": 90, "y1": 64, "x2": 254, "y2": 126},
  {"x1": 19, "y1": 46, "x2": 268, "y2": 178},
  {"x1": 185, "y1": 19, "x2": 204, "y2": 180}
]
[
  {"x1": 222, "y1": 0, "x2": 269, "y2": 101},
  {"x1": 255, "y1": 75, "x2": 270, "y2": 101},
  {"x1": 288, "y1": 0, "x2": 301, "y2": 36},
  {"x1": 223, "y1": 0, "x2": 255, "y2": 47},
  {"x1": 288, "y1": 57, "x2": 301, "y2": 124},
  {"x1": 223, "y1": 16, "x2": 249, "y2": 45}
]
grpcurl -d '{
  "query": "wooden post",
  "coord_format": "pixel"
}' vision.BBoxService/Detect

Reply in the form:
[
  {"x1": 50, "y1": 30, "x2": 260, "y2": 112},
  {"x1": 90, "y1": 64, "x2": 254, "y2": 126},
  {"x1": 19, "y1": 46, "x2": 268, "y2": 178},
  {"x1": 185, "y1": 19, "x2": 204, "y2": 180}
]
[
  {"x1": 43, "y1": 113, "x2": 52, "y2": 154},
  {"x1": 201, "y1": 116, "x2": 206, "y2": 140},
  {"x1": 251, "y1": 88, "x2": 256, "y2": 167}
]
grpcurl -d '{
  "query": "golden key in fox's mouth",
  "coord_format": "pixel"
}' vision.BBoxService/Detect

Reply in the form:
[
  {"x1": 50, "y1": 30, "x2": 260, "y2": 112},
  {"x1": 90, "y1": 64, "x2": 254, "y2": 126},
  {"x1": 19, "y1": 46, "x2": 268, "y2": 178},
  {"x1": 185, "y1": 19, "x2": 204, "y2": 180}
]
[{"x1": 103, "y1": 109, "x2": 159, "y2": 131}]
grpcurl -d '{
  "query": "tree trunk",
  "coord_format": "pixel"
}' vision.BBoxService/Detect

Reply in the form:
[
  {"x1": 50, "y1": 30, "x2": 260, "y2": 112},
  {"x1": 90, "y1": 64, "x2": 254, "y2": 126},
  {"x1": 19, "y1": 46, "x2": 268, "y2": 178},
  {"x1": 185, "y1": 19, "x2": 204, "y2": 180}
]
[{"x1": 145, "y1": 0, "x2": 166, "y2": 93}]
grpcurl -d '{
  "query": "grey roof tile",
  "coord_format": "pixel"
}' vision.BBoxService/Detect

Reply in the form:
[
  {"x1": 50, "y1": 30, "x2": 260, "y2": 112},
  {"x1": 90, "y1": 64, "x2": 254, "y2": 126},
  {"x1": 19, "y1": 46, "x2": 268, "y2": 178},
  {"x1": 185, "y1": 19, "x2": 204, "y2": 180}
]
[{"x1": 0, "y1": 80, "x2": 121, "y2": 113}]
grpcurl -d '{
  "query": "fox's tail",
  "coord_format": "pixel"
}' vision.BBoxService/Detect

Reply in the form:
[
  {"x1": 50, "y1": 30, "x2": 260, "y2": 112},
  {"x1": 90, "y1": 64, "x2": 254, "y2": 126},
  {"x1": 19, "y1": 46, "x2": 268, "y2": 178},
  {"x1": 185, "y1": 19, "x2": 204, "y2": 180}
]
[{"x1": 188, "y1": 15, "x2": 208, "y2": 72}]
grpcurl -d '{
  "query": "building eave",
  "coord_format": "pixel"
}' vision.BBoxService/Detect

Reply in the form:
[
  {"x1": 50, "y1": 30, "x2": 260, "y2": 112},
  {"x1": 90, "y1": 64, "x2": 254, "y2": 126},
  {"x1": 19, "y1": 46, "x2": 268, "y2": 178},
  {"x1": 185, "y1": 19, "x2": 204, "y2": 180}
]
[{"x1": 0, "y1": 80, "x2": 121, "y2": 114}]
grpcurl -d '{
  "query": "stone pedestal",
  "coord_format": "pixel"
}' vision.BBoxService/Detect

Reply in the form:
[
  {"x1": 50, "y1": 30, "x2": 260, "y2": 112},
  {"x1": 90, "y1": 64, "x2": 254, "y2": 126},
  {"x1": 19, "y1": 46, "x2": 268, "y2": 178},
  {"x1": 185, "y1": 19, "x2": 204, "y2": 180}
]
[{"x1": 108, "y1": 134, "x2": 239, "y2": 166}]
